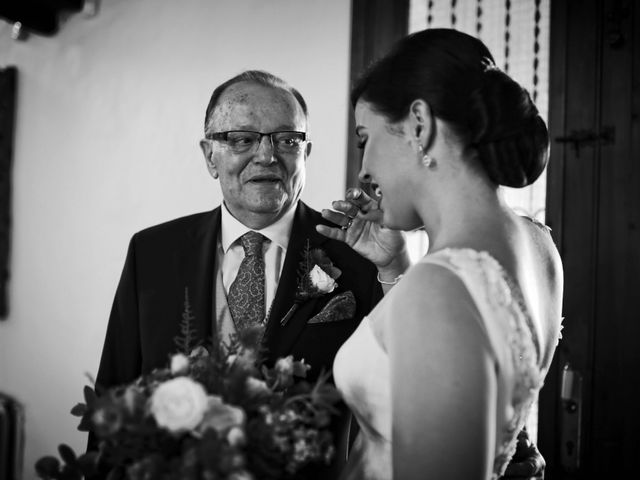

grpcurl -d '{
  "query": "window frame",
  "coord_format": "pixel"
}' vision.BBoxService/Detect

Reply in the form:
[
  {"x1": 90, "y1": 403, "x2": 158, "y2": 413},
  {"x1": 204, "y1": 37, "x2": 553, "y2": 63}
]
[{"x1": 345, "y1": 0, "x2": 410, "y2": 189}]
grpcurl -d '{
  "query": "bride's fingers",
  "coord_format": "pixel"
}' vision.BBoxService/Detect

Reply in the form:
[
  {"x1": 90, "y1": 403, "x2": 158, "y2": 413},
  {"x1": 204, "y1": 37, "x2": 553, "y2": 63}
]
[
  {"x1": 331, "y1": 201, "x2": 365, "y2": 223},
  {"x1": 326, "y1": 202, "x2": 384, "y2": 232},
  {"x1": 318, "y1": 207, "x2": 366, "y2": 242},
  {"x1": 328, "y1": 201, "x2": 355, "y2": 217},
  {"x1": 315, "y1": 223, "x2": 347, "y2": 241},
  {"x1": 346, "y1": 187, "x2": 379, "y2": 213},
  {"x1": 326, "y1": 188, "x2": 381, "y2": 223},
  {"x1": 321, "y1": 208, "x2": 353, "y2": 228}
]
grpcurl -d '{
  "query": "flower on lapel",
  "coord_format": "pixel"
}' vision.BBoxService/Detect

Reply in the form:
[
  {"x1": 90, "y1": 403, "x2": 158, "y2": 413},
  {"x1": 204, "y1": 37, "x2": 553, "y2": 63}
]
[
  {"x1": 309, "y1": 265, "x2": 336, "y2": 294},
  {"x1": 280, "y1": 240, "x2": 342, "y2": 326}
]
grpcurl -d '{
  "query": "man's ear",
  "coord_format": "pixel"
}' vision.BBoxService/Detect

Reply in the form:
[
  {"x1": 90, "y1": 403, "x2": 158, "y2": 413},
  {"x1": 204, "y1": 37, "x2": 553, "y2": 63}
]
[
  {"x1": 408, "y1": 99, "x2": 434, "y2": 149},
  {"x1": 199, "y1": 139, "x2": 219, "y2": 179},
  {"x1": 305, "y1": 140, "x2": 312, "y2": 159}
]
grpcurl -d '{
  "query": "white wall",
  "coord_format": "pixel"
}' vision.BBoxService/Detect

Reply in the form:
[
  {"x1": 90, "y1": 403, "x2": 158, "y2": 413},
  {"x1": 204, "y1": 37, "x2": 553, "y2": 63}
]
[{"x1": 0, "y1": 0, "x2": 351, "y2": 476}]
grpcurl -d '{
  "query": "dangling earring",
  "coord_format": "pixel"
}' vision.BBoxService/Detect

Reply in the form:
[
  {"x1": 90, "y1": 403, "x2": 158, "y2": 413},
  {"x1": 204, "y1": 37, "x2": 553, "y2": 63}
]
[{"x1": 417, "y1": 144, "x2": 435, "y2": 168}]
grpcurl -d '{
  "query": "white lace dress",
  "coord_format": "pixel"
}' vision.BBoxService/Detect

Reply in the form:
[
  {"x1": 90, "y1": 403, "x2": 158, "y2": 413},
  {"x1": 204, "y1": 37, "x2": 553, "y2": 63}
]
[{"x1": 333, "y1": 248, "x2": 558, "y2": 479}]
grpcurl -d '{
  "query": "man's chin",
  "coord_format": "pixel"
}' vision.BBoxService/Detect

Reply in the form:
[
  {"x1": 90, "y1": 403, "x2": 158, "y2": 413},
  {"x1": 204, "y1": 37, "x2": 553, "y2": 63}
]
[
  {"x1": 250, "y1": 201, "x2": 290, "y2": 216},
  {"x1": 246, "y1": 191, "x2": 292, "y2": 211},
  {"x1": 245, "y1": 196, "x2": 294, "y2": 218}
]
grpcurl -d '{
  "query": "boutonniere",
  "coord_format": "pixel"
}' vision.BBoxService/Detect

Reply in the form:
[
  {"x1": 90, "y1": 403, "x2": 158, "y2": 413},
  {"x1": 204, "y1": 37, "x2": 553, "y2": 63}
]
[{"x1": 280, "y1": 240, "x2": 342, "y2": 326}]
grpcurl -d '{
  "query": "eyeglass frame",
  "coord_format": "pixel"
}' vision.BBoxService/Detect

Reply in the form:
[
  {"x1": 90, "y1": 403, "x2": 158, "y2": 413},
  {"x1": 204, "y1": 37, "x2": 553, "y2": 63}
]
[{"x1": 204, "y1": 130, "x2": 308, "y2": 155}]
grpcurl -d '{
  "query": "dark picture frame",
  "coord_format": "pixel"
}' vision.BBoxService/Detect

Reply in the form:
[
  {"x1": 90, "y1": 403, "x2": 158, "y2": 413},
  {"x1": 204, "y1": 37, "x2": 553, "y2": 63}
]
[{"x1": 0, "y1": 66, "x2": 16, "y2": 319}]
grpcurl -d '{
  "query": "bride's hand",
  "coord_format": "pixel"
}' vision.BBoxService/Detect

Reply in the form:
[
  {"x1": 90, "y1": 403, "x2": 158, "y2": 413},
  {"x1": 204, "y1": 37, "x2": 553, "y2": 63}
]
[{"x1": 316, "y1": 187, "x2": 409, "y2": 272}]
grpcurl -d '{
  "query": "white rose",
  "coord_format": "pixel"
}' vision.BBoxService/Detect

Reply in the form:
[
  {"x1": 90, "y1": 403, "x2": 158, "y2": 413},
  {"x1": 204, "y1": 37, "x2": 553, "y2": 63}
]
[
  {"x1": 309, "y1": 265, "x2": 337, "y2": 293},
  {"x1": 150, "y1": 377, "x2": 208, "y2": 433},
  {"x1": 170, "y1": 353, "x2": 190, "y2": 375}
]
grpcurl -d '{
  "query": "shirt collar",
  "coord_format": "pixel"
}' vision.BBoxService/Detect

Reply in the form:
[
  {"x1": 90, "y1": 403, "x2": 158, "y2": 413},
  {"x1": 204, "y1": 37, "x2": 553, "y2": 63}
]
[{"x1": 220, "y1": 201, "x2": 297, "y2": 253}]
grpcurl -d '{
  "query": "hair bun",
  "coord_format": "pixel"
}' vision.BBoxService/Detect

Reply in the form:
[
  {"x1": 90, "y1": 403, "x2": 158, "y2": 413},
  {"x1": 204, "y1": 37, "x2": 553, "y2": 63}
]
[{"x1": 468, "y1": 69, "x2": 549, "y2": 188}]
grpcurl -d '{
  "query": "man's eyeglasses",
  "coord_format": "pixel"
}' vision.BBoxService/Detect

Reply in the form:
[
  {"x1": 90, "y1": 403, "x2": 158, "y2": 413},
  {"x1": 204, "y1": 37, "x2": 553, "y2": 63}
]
[{"x1": 206, "y1": 130, "x2": 307, "y2": 155}]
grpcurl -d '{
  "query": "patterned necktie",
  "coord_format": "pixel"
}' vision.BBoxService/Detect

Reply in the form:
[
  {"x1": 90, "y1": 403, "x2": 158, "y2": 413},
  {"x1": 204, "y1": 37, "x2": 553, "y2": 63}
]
[{"x1": 227, "y1": 231, "x2": 267, "y2": 331}]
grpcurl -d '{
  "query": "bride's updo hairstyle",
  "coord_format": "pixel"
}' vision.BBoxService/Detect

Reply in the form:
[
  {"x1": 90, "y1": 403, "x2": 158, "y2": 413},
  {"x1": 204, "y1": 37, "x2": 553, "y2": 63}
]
[{"x1": 351, "y1": 28, "x2": 549, "y2": 188}]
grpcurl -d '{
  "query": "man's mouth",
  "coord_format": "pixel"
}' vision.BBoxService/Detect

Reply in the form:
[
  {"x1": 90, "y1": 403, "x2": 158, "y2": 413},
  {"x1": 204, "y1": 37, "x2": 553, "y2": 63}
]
[
  {"x1": 248, "y1": 175, "x2": 281, "y2": 184},
  {"x1": 372, "y1": 182, "x2": 382, "y2": 198}
]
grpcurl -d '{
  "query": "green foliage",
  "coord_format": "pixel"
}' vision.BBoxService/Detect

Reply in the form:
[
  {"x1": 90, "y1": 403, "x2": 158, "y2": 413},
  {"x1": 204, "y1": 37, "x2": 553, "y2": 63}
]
[{"x1": 174, "y1": 287, "x2": 200, "y2": 355}]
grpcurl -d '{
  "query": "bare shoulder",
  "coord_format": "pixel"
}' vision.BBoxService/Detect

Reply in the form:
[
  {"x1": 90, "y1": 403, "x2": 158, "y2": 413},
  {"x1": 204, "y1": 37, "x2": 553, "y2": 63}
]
[
  {"x1": 520, "y1": 216, "x2": 563, "y2": 284},
  {"x1": 518, "y1": 217, "x2": 564, "y2": 316},
  {"x1": 514, "y1": 216, "x2": 565, "y2": 366},
  {"x1": 396, "y1": 261, "x2": 472, "y2": 312},
  {"x1": 388, "y1": 261, "x2": 489, "y2": 352},
  {"x1": 388, "y1": 261, "x2": 498, "y2": 479}
]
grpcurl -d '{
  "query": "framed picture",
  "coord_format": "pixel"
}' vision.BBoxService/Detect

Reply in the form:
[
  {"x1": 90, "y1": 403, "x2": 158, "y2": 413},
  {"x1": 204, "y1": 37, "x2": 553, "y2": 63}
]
[{"x1": 0, "y1": 66, "x2": 16, "y2": 319}]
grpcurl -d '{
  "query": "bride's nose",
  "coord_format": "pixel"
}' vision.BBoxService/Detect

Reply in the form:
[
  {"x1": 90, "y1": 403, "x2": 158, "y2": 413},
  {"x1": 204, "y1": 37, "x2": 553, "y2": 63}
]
[{"x1": 358, "y1": 167, "x2": 372, "y2": 184}]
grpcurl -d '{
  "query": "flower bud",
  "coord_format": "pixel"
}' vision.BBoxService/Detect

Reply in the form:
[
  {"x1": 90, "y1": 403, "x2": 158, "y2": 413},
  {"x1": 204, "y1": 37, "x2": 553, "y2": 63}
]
[{"x1": 170, "y1": 353, "x2": 190, "y2": 375}]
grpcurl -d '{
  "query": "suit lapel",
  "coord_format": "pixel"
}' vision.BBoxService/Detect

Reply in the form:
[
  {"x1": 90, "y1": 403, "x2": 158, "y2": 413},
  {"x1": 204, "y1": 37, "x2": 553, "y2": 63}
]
[
  {"x1": 174, "y1": 208, "x2": 221, "y2": 346},
  {"x1": 263, "y1": 202, "x2": 328, "y2": 360}
]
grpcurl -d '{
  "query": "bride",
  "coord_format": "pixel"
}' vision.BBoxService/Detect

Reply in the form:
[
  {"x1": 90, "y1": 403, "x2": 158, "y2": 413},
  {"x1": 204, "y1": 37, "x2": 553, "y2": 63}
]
[{"x1": 317, "y1": 29, "x2": 563, "y2": 479}]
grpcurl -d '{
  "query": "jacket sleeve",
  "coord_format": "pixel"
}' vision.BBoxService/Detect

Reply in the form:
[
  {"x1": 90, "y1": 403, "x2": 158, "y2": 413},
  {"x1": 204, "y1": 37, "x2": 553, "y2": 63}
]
[
  {"x1": 95, "y1": 235, "x2": 142, "y2": 391},
  {"x1": 88, "y1": 236, "x2": 142, "y2": 455}
]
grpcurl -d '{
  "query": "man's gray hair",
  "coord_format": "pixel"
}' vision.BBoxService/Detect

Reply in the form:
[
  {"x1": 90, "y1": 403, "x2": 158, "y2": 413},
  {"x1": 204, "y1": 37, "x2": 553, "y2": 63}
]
[{"x1": 204, "y1": 70, "x2": 309, "y2": 135}]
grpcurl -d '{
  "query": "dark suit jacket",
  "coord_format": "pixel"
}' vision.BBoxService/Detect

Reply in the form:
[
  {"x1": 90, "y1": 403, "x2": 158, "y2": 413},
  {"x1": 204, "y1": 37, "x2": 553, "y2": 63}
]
[{"x1": 94, "y1": 201, "x2": 382, "y2": 477}]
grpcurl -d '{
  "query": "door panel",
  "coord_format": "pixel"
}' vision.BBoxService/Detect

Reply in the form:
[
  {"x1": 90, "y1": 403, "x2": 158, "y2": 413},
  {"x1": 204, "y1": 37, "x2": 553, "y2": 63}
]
[
  {"x1": 593, "y1": 0, "x2": 640, "y2": 473},
  {"x1": 540, "y1": 0, "x2": 640, "y2": 477}
]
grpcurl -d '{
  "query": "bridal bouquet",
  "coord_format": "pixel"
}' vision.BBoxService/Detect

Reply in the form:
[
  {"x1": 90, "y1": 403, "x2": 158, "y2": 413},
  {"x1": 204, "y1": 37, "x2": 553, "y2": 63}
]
[{"x1": 35, "y1": 295, "x2": 341, "y2": 480}]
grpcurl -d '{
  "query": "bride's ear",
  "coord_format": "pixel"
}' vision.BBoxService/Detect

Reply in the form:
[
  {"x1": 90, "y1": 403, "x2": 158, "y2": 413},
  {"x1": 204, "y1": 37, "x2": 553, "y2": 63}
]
[{"x1": 408, "y1": 99, "x2": 435, "y2": 149}]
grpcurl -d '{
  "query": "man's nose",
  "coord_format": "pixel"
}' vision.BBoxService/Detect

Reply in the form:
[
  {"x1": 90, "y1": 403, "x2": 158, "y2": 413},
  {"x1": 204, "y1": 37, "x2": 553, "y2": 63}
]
[{"x1": 254, "y1": 134, "x2": 276, "y2": 164}]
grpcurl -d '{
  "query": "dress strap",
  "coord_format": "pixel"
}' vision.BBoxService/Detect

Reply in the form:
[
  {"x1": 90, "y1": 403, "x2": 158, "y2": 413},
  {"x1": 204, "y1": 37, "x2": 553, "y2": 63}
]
[
  {"x1": 421, "y1": 248, "x2": 541, "y2": 365},
  {"x1": 522, "y1": 215, "x2": 552, "y2": 236}
]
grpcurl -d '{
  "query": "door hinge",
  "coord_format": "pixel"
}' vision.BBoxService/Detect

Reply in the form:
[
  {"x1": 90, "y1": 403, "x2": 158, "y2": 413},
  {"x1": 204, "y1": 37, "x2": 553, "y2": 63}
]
[{"x1": 554, "y1": 127, "x2": 615, "y2": 157}]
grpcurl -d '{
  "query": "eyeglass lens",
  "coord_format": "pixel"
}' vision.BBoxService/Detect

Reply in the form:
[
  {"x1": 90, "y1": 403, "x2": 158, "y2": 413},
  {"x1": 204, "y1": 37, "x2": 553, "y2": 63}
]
[{"x1": 225, "y1": 131, "x2": 305, "y2": 154}]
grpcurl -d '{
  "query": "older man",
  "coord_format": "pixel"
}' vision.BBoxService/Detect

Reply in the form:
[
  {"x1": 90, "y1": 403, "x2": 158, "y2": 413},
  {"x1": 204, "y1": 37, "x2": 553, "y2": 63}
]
[{"x1": 95, "y1": 70, "x2": 381, "y2": 476}]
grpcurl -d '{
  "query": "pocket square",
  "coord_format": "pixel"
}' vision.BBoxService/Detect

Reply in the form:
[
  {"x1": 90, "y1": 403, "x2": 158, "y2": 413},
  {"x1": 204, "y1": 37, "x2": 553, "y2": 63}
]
[{"x1": 308, "y1": 291, "x2": 356, "y2": 324}]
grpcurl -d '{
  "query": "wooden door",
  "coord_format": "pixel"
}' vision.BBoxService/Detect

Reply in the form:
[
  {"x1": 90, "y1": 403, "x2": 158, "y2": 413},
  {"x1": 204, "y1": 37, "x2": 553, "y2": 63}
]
[{"x1": 539, "y1": 0, "x2": 640, "y2": 478}]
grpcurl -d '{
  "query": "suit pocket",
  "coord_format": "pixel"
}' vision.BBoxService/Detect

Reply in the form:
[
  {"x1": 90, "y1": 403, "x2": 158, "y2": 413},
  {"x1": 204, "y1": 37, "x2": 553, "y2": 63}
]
[{"x1": 308, "y1": 291, "x2": 356, "y2": 324}]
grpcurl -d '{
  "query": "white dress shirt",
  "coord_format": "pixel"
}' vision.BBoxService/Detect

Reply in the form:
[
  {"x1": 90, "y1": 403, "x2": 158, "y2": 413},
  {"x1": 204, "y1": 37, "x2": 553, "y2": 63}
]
[{"x1": 218, "y1": 201, "x2": 297, "y2": 316}]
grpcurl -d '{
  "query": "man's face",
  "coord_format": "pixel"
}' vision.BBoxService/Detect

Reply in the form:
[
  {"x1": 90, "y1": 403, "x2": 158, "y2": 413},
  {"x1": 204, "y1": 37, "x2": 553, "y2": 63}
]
[{"x1": 200, "y1": 82, "x2": 311, "y2": 229}]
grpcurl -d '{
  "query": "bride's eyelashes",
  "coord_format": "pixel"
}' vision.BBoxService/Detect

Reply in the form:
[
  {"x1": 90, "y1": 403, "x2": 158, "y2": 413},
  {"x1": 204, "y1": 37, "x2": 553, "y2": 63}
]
[{"x1": 356, "y1": 134, "x2": 368, "y2": 150}]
